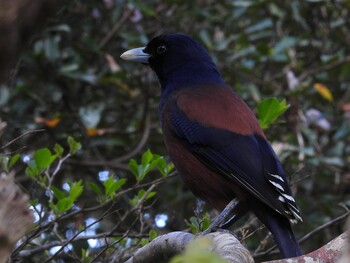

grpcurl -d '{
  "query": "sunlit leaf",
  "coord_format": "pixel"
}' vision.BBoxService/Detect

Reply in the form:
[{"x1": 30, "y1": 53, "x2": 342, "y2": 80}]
[{"x1": 257, "y1": 98, "x2": 290, "y2": 129}]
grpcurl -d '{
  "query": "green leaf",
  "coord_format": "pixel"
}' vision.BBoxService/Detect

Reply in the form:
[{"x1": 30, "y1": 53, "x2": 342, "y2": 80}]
[
  {"x1": 44, "y1": 35, "x2": 60, "y2": 62},
  {"x1": 129, "y1": 150, "x2": 174, "y2": 181},
  {"x1": 128, "y1": 159, "x2": 139, "y2": 178},
  {"x1": 67, "y1": 136, "x2": 81, "y2": 155},
  {"x1": 0, "y1": 156, "x2": 9, "y2": 171},
  {"x1": 87, "y1": 182, "x2": 103, "y2": 196},
  {"x1": 201, "y1": 213, "x2": 211, "y2": 231},
  {"x1": 257, "y1": 98, "x2": 289, "y2": 129},
  {"x1": 0, "y1": 154, "x2": 20, "y2": 172},
  {"x1": 154, "y1": 157, "x2": 174, "y2": 176},
  {"x1": 50, "y1": 181, "x2": 83, "y2": 214},
  {"x1": 272, "y1": 36, "x2": 298, "y2": 56},
  {"x1": 53, "y1": 143, "x2": 64, "y2": 157},
  {"x1": 51, "y1": 186, "x2": 66, "y2": 200},
  {"x1": 69, "y1": 180, "x2": 84, "y2": 200},
  {"x1": 8, "y1": 154, "x2": 20, "y2": 169},
  {"x1": 141, "y1": 149, "x2": 153, "y2": 167},
  {"x1": 103, "y1": 176, "x2": 126, "y2": 197},
  {"x1": 149, "y1": 229, "x2": 157, "y2": 240},
  {"x1": 128, "y1": 159, "x2": 146, "y2": 182},
  {"x1": 187, "y1": 216, "x2": 201, "y2": 234},
  {"x1": 34, "y1": 148, "x2": 56, "y2": 170},
  {"x1": 56, "y1": 198, "x2": 74, "y2": 213},
  {"x1": 186, "y1": 214, "x2": 210, "y2": 234},
  {"x1": 146, "y1": 191, "x2": 156, "y2": 200},
  {"x1": 26, "y1": 165, "x2": 39, "y2": 178}
]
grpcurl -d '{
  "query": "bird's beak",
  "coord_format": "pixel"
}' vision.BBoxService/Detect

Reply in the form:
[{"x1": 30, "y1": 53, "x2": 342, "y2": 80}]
[{"x1": 120, "y1": 47, "x2": 150, "y2": 64}]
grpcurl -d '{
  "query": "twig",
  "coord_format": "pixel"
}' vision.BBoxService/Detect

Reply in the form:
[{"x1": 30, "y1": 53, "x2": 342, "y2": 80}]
[
  {"x1": 1, "y1": 129, "x2": 45, "y2": 149},
  {"x1": 70, "y1": 113, "x2": 151, "y2": 168},
  {"x1": 113, "y1": 113, "x2": 151, "y2": 163},
  {"x1": 254, "y1": 211, "x2": 350, "y2": 257},
  {"x1": 298, "y1": 54, "x2": 350, "y2": 82},
  {"x1": 90, "y1": 184, "x2": 157, "y2": 262},
  {"x1": 298, "y1": 211, "x2": 350, "y2": 244},
  {"x1": 99, "y1": 8, "x2": 134, "y2": 48}
]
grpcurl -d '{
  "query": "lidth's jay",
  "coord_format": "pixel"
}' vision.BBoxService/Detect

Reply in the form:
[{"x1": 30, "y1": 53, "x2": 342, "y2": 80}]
[{"x1": 121, "y1": 33, "x2": 302, "y2": 258}]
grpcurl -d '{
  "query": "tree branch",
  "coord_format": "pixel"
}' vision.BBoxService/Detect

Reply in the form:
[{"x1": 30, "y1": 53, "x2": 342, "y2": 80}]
[{"x1": 124, "y1": 231, "x2": 254, "y2": 263}]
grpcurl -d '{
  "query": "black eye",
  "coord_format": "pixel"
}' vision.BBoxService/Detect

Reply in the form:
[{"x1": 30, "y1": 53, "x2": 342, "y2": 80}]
[{"x1": 156, "y1": 45, "x2": 167, "y2": 54}]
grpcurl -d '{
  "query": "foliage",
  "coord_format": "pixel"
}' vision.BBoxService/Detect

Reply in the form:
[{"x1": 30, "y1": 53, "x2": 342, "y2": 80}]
[
  {"x1": 257, "y1": 98, "x2": 289, "y2": 129},
  {"x1": 0, "y1": 0, "x2": 350, "y2": 262},
  {"x1": 186, "y1": 213, "x2": 211, "y2": 234}
]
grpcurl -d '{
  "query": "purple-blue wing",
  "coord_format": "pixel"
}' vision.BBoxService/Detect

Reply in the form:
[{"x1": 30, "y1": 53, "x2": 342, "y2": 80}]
[{"x1": 163, "y1": 86, "x2": 301, "y2": 222}]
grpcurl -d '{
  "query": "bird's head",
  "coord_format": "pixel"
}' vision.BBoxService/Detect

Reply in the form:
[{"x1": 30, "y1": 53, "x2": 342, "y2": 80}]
[{"x1": 121, "y1": 33, "x2": 223, "y2": 92}]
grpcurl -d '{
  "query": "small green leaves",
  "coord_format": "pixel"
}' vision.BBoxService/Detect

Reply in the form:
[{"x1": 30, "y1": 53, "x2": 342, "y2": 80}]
[
  {"x1": 88, "y1": 175, "x2": 127, "y2": 203},
  {"x1": 35, "y1": 148, "x2": 57, "y2": 171},
  {"x1": 128, "y1": 149, "x2": 174, "y2": 182},
  {"x1": 68, "y1": 136, "x2": 81, "y2": 155},
  {"x1": 186, "y1": 213, "x2": 211, "y2": 234},
  {"x1": 25, "y1": 137, "x2": 81, "y2": 179},
  {"x1": 53, "y1": 143, "x2": 64, "y2": 157},
  {"x1": 149, "y1": 229, "x2": 157, "y2": 240},
  {"x1": 26, "y1": 148, "x2": 57, "y2": 177},
  {"x1": 103, "y1": 176, "x2": 127, "y2": 198},
  {"x1": 50, "y1": 180, "x2": 83, "y2": 215},
  {"x1": 0, "y1": 153, "x2": 20, "y2": 172},
  {"x1": 257, "y1": 97, "x2": 290, "y2": 129}
]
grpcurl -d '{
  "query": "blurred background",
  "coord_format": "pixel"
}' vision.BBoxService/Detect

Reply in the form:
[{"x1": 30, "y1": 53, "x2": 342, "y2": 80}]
[{"x1": 0, "y1": 0, "x2": 350, "y2": 262}]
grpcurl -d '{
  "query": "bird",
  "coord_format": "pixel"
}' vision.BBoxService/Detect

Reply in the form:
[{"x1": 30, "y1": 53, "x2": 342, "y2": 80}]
[{"x1": 120, "y1": 33, "x2": 302, "y2": 258}]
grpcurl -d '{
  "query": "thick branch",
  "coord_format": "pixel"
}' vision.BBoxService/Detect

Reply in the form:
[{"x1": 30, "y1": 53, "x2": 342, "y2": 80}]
[
  {"x1": 0, "y1": 173, "x2": 34, "y2": 263},
  {"x1": 264, "y1": 232, "x2": 348, "y2": 263},
  {"x1": 124, "y1": 231, "x2": 254, "y2": 263}
]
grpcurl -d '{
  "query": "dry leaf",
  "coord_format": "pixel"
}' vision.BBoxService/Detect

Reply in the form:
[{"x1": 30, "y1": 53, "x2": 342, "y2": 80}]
[{"x1": 313, "y1": 83, "x2": 334, "y2": 102}]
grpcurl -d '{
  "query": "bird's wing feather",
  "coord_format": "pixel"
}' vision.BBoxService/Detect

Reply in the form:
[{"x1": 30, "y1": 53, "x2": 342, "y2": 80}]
[{"x1": 163, "y1": 86, "x2": 301, "y2": 221}]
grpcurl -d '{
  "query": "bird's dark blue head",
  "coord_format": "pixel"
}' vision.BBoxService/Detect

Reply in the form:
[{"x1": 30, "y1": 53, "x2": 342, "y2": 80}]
[{"x1": 121, "y1": 34, "x2": 224, "y2": 95}]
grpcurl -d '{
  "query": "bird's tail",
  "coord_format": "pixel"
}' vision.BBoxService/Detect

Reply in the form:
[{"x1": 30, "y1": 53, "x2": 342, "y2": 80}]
[{"x1": 265, "y1": 213, "x2": 302, "y2": 258}]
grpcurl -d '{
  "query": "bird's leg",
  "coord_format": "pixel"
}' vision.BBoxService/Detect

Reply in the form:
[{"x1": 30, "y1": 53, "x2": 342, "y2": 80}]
[
  {"x1": 220, "y1": 203, "x2": 249, "y2": 229},
  {"x1": 202, "y1": 199, "x2": 240, "y2": 235}
]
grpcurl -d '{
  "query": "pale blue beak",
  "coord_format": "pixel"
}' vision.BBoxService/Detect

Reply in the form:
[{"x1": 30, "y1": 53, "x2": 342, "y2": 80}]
[{"x1": 120, "y1": 47, "x2": 150, "y2": 63}]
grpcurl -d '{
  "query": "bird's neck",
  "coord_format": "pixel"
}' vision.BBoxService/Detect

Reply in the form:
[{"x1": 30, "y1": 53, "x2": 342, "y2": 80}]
[{"x1": 159, "y1": 61, "x2": 224, "y2": 97}]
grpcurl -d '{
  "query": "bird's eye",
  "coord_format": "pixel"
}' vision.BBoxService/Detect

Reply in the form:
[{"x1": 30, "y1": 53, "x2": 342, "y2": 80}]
[{"x1": 156, "y1": 45, "x2": 167, "y2": 54}]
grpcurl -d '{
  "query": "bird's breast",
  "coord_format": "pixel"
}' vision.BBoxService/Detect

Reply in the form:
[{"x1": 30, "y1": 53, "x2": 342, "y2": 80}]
[{"x1": 161, "y1": 115, "x2": 247, "y2": 211}]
